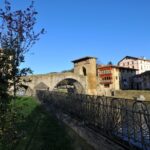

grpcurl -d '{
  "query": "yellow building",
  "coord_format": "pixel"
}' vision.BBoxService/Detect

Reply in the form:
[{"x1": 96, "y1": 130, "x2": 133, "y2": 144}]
[{"x1": 97, "y1": 65, "x2": 136, "y2": 96}]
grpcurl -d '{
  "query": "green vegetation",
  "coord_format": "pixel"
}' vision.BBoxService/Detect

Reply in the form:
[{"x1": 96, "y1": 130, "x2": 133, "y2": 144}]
[
  {"x1": 0, "y1": 1, "x2": 44, "y2": 144},
  {"x1": 0, "y1": 97, "x2": 93, "y2": 150}
]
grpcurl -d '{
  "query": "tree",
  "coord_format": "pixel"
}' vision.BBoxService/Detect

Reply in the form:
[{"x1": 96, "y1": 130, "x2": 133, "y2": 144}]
[
  {"x1": 0, "y1": 48, "x2": 12, "y2": 135},
  {"x1": 107, "y1": 61, "x2": 113, "y2": 65},
  {"x1": 0, "y1": 0, "x2": 44, "y2": 146},
  {"x1": 0, "y1": 49, "x2": 11, "y2": 97},
  {"x1": 0, "y1": 0, "x2": 45, "y2": 96},
  {"x1": 61, "y1": 68, "x2": 74, "y2": 73}
]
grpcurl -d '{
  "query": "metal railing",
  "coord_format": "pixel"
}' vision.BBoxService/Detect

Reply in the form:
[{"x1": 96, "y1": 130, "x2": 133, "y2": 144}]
[{"x1": 36, "y1": 91, "x2": 150, "y2": 150}]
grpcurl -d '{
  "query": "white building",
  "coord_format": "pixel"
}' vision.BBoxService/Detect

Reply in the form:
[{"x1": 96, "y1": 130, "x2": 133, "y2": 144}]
[{"x1": 118, "y1": 56, "x2": 150, "y2": 74}]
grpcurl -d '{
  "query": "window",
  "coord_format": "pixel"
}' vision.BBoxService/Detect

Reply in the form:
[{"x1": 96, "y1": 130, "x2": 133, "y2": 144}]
[
  {"x1": 104, "y1": 84, "x2": 110, "y2": 88},
  {"x1": 82, "y1": 67, "x2": 87, "y2": 76}
]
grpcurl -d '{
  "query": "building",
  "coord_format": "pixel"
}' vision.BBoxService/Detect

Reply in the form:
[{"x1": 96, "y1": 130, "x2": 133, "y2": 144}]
[
  {"x1": 132, "y1": 71, "x2": 150, "y2": 90},
  {"x1": 118, "y1": 56, "x2": 150, "y2": 74},
  {"x1": 97, "y1": 65, "x2": 136, "y2": 96}
]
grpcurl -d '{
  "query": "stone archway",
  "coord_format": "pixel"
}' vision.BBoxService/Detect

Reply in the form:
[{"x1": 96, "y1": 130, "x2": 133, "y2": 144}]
[
  {"x1": 16, "y1": 85, "x2": 27, "y2": 96},
  {"x1": 16, "y1": 85, "x2": 33, "y2": 96},
  {"x1": 53, "y1": 78, "x2": 85, "y2": 94}
]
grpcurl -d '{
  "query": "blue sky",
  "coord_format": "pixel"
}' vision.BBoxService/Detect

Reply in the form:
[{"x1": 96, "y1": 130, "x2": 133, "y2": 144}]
[{"x1": 1, "y1": 0, "x2": 150, "y2": 74}]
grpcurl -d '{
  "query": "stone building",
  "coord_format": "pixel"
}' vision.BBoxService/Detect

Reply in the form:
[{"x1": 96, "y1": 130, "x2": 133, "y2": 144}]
[
  {"x1": 118, "y1": 56, "x2": 150, "y2": 74},
  {"x1": 97, "y1": 65, "x2": 136, "y2": 96},
  {"x1": 132, "y1": 71, "x2": 150, "y2": 90}
]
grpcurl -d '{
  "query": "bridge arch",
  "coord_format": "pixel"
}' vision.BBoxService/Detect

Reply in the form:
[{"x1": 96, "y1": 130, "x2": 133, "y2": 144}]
[
  {"x1": 16, "y1": 85, "x2": 33, "y2": 96},
  {"x1": 52, "y1": 77, "x2": 85, "y2": 94}
]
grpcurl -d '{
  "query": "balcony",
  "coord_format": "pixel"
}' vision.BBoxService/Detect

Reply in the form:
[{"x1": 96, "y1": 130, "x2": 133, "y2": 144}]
[{"x1": 100, "y1": 79, "x2": 112, "y2": 84}]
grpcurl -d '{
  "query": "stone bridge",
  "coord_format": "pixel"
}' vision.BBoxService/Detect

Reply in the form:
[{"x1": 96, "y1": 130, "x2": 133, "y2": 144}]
[
  {"x1": 19, "y1": 57, "x2": 97, "y2": 96},
  {"x1": 21, "y1": 72, "x2": 86, "y2": 95}
]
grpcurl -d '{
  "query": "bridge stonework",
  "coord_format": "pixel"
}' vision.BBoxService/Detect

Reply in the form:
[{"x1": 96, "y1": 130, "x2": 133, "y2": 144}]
[{"x1": 21, "y1": 57, "x2": 97, "y2": 96}]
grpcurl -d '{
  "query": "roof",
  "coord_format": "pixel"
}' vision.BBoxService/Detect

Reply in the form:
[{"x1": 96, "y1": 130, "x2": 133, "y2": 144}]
[
  {"x1": 118, "y1": 56, "x2": 150, "y2": 64},
  {"x1": 97, "y1": 64, "x2": 104, "y2": 68},
  {"x1": 72, "y1": 56, "x2": 97, "y2": 63},
  {"x1": 141, "y1": 71, "x2": 150, "y2": 76},
  {"x1": 133, "y1": 70, "x2": 150, "y2": 78},
  {"x1": 97, "y1": 65, "x2": 137, "y2": 70}
]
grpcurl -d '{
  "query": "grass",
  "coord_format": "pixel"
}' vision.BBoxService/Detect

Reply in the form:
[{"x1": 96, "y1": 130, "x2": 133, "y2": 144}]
[{"x1": 0, "y1": 97, "x2": 94, "y2": 150}]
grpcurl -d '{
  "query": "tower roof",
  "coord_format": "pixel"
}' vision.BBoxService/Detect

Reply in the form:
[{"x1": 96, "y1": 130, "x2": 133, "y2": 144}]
[
  {"x1": 72, "y1": 56, "x2": 97, "y2": 63},
  {"x1": 118, "y1": 56, "x2": 150, "y2": 64}
]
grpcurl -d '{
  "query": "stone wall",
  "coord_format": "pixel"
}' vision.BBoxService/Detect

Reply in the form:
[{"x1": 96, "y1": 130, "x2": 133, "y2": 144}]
[{"x1": 114, "y1": 90, "x2": 150, "y2": 100}]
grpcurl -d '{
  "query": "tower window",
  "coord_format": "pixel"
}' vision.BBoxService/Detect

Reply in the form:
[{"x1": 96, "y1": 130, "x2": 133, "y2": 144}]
[{"x1": 82, "y1": 67, "x2": 87, "y2": 76}]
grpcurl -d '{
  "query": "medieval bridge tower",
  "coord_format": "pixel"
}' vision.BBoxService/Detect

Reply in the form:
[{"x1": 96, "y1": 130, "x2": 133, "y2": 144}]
[{"x1": 72, "y1": 57, "x2": 97, "y2": 95}]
